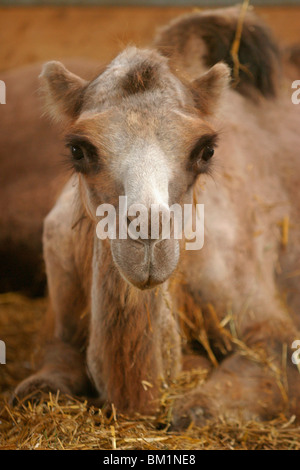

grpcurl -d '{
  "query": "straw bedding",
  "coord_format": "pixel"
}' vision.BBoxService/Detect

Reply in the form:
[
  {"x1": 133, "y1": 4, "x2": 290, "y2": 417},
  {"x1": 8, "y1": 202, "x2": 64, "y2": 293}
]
[{"x1": 0, "y1": 292, "x2": 300, "y2": 450}]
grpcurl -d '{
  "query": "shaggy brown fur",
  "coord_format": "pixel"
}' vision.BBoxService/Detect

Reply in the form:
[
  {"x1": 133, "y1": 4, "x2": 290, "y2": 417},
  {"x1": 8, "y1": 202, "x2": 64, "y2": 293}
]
[
  {"x1": 154, "y1": 6, "x2": 281, "y2": 98},
  {"x1": 121, "y1": 61, "x2": 160, "y2": 96},
  {"x1": 6, "y1": 7, "x2": 300, "y2": 427}
]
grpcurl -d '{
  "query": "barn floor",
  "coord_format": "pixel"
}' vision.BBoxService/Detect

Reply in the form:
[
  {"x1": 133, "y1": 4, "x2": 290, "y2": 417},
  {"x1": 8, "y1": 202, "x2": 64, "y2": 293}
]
[
  {"x1": 0, "y1": 5, "x2": 300, "y2": 450},
  {"x1": 1, "y1": 293, "x2": 300, "y2": 450}
]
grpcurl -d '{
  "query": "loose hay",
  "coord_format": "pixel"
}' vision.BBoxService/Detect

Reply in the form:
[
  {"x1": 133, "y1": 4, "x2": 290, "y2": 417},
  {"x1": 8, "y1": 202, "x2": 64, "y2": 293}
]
[{"x1": 1, "y1": 293, "x2": 300, "y2": 450}]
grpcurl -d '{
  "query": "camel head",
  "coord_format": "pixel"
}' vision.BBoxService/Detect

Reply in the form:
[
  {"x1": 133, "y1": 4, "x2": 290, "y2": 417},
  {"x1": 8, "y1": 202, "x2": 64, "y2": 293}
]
[{"x1": 40, "y1": 47, "x2": 230, "y2": 289}]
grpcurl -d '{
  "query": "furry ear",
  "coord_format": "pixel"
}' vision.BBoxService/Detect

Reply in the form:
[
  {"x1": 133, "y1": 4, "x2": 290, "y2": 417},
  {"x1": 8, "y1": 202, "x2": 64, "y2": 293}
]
[
  {"x1": 39, "y1": 61, "x2": 88, "y2": 122},
  {"x1": 191, "y1": 62, "x2": 231, "y2": 115}
]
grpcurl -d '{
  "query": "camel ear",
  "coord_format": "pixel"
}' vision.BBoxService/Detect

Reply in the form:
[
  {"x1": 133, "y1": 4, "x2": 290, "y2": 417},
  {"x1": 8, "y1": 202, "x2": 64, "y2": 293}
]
[
  {"x1": 191, "y1": 62, "x2": 231, "y2": 115},
  {"x1": 39, "y1": 61, "x2": 88, "y2": 122}
]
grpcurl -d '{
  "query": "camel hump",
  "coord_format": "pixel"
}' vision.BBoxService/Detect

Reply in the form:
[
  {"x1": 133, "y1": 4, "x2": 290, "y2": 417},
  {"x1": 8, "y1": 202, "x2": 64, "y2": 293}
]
[{"x1": 154, "y1": 6, "x2": 281, "y2": 99}]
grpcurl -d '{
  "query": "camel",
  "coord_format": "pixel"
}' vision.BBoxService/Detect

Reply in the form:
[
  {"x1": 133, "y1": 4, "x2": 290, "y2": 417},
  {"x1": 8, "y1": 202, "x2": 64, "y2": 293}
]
[
  {"x1": 0, "y1": 60, "x2": 98, "y2": 296},
  {"x1": 13, "y1": 7, "x2": 300, "y2": 427}
]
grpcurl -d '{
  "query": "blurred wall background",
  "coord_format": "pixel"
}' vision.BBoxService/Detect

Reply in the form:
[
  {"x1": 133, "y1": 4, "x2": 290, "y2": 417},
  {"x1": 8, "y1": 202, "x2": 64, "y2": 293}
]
[
  {"x1": 1, "y1": 0, "x2": 300, "y2": 5},
  {"x1": 0, "y1": 1, "x2": 299, "y2": 73}
]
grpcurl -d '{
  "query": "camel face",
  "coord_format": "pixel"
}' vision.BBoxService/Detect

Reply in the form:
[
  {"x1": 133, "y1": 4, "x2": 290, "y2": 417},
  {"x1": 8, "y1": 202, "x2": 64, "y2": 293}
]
[{"x1": 40, "y1": 48, "x2": 228, "y2": 289}]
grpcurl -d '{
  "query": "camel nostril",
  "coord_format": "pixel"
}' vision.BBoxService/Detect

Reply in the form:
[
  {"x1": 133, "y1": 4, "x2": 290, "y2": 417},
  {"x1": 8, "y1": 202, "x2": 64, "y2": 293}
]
[
  {"x1": 127, "y1": 215, "x2": 137, "y2": 224},
  {"x1": 127, "y1": 215, "x2": 145, "y2": 242},
  {"x1": 126, "y1": 206, "x2": 173, "y2": 242}
]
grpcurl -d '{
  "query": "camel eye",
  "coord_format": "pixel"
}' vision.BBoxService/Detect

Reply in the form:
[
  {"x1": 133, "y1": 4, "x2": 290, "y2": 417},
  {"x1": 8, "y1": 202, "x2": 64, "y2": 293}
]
[
  {"x1": 202, "y1": 146, "x2": 214, "y2": 162},
  {"x1": 71, "y1": 145, "x2": 84, "y2": 160},
  {"x1": 189, "y1": 134, "x2": 218, "y2": 174},
  {"x1": 65, "y1": 135, "x2": 100, "y2": 174}
]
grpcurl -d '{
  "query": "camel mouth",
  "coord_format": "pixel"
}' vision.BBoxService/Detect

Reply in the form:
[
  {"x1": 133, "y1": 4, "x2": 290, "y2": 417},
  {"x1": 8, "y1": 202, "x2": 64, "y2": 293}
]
[
  {"x1": 130, "y1": 274, "x2": 165, "y2": 291},
  {"x1": 117, "y1": 259, "x2": 173, "y2": 290},
  {"x1": 111, "y1": 237, "x2": 180, "y2": 290}
]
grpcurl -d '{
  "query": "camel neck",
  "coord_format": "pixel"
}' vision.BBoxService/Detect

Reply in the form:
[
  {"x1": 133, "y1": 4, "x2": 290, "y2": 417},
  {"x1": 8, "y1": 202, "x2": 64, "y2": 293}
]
[{"x1": 88, "y1": 239, "x2": 167, "y2": 414}]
